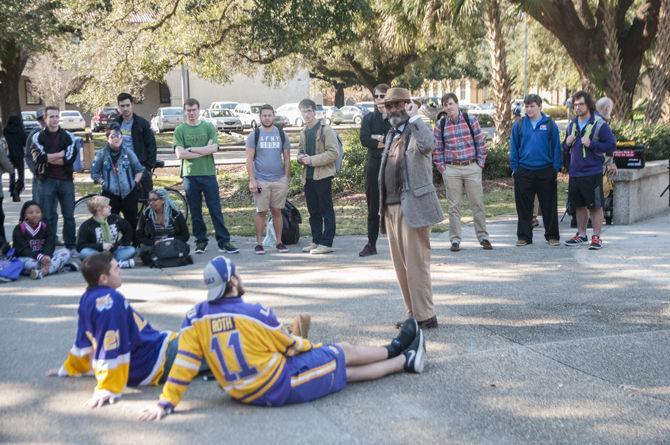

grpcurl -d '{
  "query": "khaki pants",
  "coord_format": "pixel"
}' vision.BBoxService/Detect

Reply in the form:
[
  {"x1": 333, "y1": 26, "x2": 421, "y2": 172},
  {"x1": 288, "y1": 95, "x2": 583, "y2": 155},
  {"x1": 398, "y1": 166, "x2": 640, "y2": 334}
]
[
  {"x1": 443, "y1": 163, "x2": 489, "y2": 243},
  {"x1": 384, "y1": 204, "x2": 435, "y2": 322}
]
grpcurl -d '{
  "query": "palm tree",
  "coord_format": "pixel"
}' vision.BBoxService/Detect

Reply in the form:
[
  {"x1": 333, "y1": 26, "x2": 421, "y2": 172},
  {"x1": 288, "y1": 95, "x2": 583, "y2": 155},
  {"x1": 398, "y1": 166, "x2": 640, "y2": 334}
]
[{"x1": 646, "y1": 0, "x2": 670, "y2": 124}]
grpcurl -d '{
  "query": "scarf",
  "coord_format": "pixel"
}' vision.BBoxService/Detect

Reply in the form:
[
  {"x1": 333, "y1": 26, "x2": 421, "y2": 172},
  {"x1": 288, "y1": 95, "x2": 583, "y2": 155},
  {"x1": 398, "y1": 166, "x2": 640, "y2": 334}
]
[{"x1": 94, "y1": 216, "x2": 113, "y2": 243}]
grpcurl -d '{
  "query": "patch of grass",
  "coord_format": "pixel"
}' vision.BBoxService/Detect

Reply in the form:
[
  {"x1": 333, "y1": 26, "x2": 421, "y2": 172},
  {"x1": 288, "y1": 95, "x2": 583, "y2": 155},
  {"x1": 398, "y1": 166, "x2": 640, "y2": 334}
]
[{"x1": 91, "y1": 131, "x2": 244, "y2": 149}]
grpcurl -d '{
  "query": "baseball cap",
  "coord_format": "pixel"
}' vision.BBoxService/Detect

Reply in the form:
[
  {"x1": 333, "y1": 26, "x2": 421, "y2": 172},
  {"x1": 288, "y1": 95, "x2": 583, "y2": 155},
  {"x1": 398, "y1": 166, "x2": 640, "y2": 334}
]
[{"x1": 204, "y1": 255, "x2": 236, "y2": 301}]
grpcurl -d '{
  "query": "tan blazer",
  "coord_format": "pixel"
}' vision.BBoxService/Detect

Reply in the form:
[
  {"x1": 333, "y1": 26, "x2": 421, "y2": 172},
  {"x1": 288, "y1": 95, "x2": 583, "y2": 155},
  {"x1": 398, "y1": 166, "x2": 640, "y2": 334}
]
[
  {"x1": 298, "y1": 121, "x2": 339, "y2": 183},
  {"x1": 379, "y1": 117, "x2": 444, "y2": 232}
]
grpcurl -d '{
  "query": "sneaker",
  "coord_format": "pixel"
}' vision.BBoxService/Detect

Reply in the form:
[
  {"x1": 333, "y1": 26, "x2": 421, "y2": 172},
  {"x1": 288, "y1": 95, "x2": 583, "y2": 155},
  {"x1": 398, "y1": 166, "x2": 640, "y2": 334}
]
[
  {"x1": 564, "y1": 233, "x2": 588, "y2": 246},
  {"x1": 387, "y1": 318, "x2": 419, "y2": 358},
  {"x1": 311, "y1": 245, "x2": 334, "y2": 254},
  {"x1": 219, "y1": 242, "x2": 239, "y2": 254},
  {"x1": 276, "y1": 243, "x2": 289, "y2": 253},
  {"x1": 589, "y1": 235, "x2": 602, "y2": 250},
  {"x1": 254, "y1": 244, "x2": 266, "y2": 255},
  {"x1": 119, "y1": 259, "x2": 135, "y2": 269},
  {"x1": 302, "y1": 243, "x2": 318, "y2": 253},
  {"x1": 516, "y1": 239, "x2": 529, "y2": 247},
  {"x1": 63, "y1": 260, "x2": 80, "y2": 272},
  {"x1": 30, "y1": 269, "x2": 44, "y2": 280},
  {"x1": 358, "y1": 243, "x2": 377, "y2": 257},
  {"x1": 403, "y1": 329, "x2": 426, "y2": 373},
  {"x1": 195, "y1": 242, "x2": 207, "y2": 254},
  {"x1": 288, "y1": 314, "x2": 311, "y2": 339},
  {"x1": 450, "y1": 242, "x2": 460, "y2": 252},
  {"x1": 547, "y1": 239, "x2": 561, "y2": 247},
  {"x1": 480, "y1": 239, "x2": 493, "y2": 250}
]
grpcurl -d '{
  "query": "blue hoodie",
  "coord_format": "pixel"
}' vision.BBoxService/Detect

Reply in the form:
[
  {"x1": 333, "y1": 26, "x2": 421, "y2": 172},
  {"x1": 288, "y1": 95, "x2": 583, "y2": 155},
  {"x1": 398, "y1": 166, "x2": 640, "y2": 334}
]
[
  {"x1": 509, "y1": 113, "x2": 562, "y2": 172},
  {"x1": 562, "y1": 115, "x2": 616, "y2": 177}
]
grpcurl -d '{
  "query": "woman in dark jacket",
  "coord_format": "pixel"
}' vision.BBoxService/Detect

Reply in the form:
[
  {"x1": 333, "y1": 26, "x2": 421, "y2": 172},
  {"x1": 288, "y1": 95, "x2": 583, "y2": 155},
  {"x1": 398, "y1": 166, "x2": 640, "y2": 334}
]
[
  {"x1": 137, "y1": 188, "x2": 189, "y2": 265},
  {"x1": 3, "y1": 115, "x2": 27, "y2": 202}
]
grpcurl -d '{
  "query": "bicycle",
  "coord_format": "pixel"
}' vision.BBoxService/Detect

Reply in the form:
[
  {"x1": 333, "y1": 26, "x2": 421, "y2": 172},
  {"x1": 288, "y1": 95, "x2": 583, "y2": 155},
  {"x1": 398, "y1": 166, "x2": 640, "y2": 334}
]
[{"x1": 73, "y1": 160, "x2": 189, "y2": 230}]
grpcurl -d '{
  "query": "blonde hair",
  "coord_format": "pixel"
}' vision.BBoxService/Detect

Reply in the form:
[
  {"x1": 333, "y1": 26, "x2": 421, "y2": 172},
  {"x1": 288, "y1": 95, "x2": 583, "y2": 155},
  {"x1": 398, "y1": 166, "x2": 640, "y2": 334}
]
[{"x1": 87, "y1": 195, "x2": 111, "y2": 215}]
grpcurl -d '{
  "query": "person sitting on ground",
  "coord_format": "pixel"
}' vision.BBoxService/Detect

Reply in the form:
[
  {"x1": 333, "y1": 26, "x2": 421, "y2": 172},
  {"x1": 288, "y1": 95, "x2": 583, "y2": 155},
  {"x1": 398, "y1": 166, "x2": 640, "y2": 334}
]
[
  {"x1": 46, "y1": 252, "x2": 182, "y2": 407},
  {"x1": 76, "y1": 195, "x2": 136, "y2": 269},
  {"x1": 12, "y1": 200, "x2": 74, "y2": 280},
  {"x1": 139, "y1": 255, "x2": 427, "y2": 421},
  {"x1": 90, "y1": 123, "x2": 145, "y2": 234},
  {"x1": 136, "y1": 188, "x2": 190, "y2": 266}
]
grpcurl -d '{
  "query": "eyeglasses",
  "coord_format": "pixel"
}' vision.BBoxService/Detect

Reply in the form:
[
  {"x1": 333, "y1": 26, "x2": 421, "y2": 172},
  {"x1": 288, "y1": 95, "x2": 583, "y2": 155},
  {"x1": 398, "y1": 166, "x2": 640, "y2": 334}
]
[
  {"x1": 109, "y1": 133, "x2": 122, "y2": 139},
  {"x1": 573, "y1": 102, "x2": 586, "y2": 107},
  {"x1": 374, "y1": 94, "x2": 386, "y2": 99}
]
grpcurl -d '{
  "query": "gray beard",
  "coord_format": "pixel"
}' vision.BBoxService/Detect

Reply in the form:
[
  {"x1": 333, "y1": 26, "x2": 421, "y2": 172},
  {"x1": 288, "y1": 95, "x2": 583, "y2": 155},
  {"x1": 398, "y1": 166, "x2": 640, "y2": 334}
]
[{"x1": 389, "y1": 112, "x2": 408, "y2": 128}]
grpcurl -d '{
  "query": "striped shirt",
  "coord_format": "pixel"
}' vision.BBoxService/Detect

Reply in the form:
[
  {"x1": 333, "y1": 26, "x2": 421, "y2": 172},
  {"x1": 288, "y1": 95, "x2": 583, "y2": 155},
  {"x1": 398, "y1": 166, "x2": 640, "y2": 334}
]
[{"x1": 433, "y1": 112, "x2": 487, "y2": 167}]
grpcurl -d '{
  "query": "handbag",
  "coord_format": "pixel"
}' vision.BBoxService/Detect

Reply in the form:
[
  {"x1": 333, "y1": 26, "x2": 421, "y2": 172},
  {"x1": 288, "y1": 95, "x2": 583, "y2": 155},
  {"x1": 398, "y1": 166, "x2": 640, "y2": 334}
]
[{"x1": 0, "y1": 248, "x2": 23, "y2": 282}]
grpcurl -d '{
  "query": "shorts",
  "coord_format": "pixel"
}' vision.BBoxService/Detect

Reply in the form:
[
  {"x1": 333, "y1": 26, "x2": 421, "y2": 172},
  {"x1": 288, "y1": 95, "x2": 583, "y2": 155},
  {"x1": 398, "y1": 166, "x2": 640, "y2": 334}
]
[
  {"x1": 568, "y1": 173, "x2": 604, "y2": 209},
  {"x1": 254, "y1": 177, "x2": 289, "y2": 213},
  {"x1": 249, "y1": 344, "x2": 347, "y2": 406}
]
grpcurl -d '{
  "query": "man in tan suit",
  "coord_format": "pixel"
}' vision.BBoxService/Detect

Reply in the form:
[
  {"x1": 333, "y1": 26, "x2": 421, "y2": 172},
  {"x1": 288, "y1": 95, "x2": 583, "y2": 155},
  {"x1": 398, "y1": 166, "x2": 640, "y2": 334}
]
[{"x1": 379, "y1": 88, "x2": 444, "y2": 329}]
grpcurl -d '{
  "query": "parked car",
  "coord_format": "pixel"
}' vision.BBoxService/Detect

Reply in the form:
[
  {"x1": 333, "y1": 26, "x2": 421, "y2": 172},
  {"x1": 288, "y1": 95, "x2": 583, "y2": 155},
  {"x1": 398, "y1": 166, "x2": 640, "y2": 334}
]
[
  {"x1": 150, "y1": 107, "x2": 183, "y2": 133},
  {"x1": 339, "y1": 105, "x2": 365, "y2": 124},
  {"x1": 233, "y1": 103, "x2": 258, "y2": 129},
  {"x1": 59, "y1": 110, "x2": 86, "y2": 131},
  {"x1": 324, "y1": 106, "x2": 344, "y2": 125},
  {"x1": 209, "y1": 101, "x2": 238, "y2": 111},
  {"x1": 90, "y1": 106, "x2": 119, "y2": 132},
  {"x1": 354, "y1": 102, "x2": 374, "y2": 114},
  {"x1": 200, "y1": 109, "x2": 243, "y2": 132},
  {"x1": 246, "y1": 103, "x2": 290, "y2": 128},
  {"x1": 276, "y1": 102, "x2": 325, "y2": 126},
  {"x1": 21, "y1": 111, "x2": 40, "y2": 132}
]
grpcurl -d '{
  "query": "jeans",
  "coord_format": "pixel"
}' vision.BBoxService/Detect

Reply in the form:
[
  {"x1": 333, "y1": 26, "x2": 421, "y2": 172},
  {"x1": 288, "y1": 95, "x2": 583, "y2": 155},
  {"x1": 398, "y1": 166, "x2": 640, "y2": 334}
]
[
  {"x1": 39, "y1": 178, "x2": 76, "y2": 249},
  {"x1": 183, "y1": 175, "x2": 230, "y2": 245},
  {"x1": 304, "y1": 177, "x2": 336, "y2": 247},
  {"x1": 79, "y1": 246, "x2": 136, "y2": 262}
]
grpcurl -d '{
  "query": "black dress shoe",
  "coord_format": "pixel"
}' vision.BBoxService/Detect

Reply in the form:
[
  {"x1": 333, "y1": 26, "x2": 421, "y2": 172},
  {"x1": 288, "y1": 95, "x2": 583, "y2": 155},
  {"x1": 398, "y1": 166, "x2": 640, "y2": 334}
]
[
  {"x1": 418, "y1": 316, "x2": 438, "y2": 329},
  {"x1": 358, "y1": 243, "x2": 377, "y2": 257}
]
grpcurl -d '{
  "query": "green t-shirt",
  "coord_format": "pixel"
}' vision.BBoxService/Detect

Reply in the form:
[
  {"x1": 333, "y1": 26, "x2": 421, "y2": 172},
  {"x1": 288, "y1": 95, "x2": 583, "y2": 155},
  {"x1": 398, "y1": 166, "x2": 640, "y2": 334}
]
[{"x1": 173, "y1": 121, "x2": 218, "y2": 177}]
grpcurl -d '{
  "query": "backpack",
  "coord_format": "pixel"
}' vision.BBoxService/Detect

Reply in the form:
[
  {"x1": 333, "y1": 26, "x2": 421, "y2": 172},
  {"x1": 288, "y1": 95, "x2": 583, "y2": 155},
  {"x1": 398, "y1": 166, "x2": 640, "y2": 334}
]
[
  {"x1": 0, "y1": 248, "x2": 23, "y2": 283},
  {"x1": 319, "y1": 125, "x2": 344, "y2": 173},
  {"x1": 514, "y1": 116, "x2": 555, "y2": 162},
  {"x1": 281, "y1": 200, "x2": 302, "y2": 245},
  {"x1": 149, "y1": 238, "x2": 193, "y2": 268},
  {"x1": 564, "y1": 116, "x2": 605, "y2": 170},
  {"x1": 253, "y1": 127, "x2": 287, "y2": 160},
  {"x1": 439, "y1": 111, "x2": 475, "y2": 150}
]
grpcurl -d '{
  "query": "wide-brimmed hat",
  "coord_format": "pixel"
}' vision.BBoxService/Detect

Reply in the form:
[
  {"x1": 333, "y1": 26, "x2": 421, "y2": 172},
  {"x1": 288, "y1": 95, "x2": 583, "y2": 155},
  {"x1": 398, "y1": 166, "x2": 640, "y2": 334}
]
[{"x1": 384, "y1": 88, "x2": 411, "y2": 104}]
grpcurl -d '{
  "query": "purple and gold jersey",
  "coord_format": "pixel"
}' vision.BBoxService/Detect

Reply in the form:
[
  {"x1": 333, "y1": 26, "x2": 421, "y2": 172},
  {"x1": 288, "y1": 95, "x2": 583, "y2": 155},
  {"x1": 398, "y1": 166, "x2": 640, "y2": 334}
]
[
  {"x1": 59, "y1": 286, "x2": 174, "y2": 398},
  {"x1": 159, "y1": 296, "x2": 320, "y2": 410}
]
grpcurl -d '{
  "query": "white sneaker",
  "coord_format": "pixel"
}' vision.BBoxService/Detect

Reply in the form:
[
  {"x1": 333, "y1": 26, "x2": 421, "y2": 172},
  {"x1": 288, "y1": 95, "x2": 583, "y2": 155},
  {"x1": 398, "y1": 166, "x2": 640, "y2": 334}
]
[
  {"x1": 119, "y1": 259, "x2": 135, "y2": 269},
  {"x1": 302, "y1": 243, "x2": 318, "y2": 253},
  {"x1": 30, "y1": 269, "x2": 44, "y2": 280},
  {"x1": 311, "y1": 245, "x2": 334, "y2": 255}
]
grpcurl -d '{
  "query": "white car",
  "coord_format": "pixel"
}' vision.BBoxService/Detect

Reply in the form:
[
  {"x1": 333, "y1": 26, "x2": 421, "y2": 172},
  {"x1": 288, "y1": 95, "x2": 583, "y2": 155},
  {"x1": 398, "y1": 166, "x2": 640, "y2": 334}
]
[
  {"x1": 276, "y1": 102, "x2": 325, "y2": 126},
  {"x1": 233, "y1": 103, "x2": 259, "y2": 129},
  {"x1": 209, "y1": 101, "x2": 238, "y2": 111},
  {"x1": 200, "y1": 109, "x2": 243, "y2": 132},
  {"x1": 59, "y1": 110, "x2": 86, "y2": 131},
  {"x1": 150, "y1": 107, "x2": 183, "y2": 133}
]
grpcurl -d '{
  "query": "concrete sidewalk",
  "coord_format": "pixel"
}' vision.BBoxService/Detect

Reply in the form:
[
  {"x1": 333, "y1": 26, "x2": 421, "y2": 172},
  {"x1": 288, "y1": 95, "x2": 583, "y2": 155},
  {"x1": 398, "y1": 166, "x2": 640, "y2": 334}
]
[{"x1": 1, "y1": 176, "x2": 669, "y2": 444}]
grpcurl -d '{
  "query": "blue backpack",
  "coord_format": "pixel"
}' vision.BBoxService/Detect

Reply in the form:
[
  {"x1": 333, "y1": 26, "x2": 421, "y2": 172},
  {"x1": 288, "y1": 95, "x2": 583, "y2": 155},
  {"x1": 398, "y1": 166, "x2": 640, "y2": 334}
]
[{"x1": 0, "y1": 248, "x2": 23, "y2": 282}]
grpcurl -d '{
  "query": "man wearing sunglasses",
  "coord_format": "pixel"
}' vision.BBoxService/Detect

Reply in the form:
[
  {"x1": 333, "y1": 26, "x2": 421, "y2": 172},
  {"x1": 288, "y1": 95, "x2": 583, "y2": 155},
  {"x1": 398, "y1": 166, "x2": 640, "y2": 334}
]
[{"x1": 358, "y1": 83, "x2": 391, "y2": 257}]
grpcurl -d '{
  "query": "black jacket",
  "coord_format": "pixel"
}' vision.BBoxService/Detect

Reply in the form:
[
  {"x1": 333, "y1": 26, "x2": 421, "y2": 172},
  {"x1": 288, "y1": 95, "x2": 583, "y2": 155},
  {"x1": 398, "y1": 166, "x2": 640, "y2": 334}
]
[
  {"x1": 13, "y1": 221, "x2": 56, "y2": 259},
  {"x1": 76, "y1": 214, "x2": 134, "y2": 252},
  {"x1": 137, "y1": 207, "x2": 189, "y2": 246},
  {"x1": 114, "y1": 113, "x2": 157, "y2": 170},
  {"x1": 30, "y1": 128, "x2": 77, "y2": 180},
  {"x1": 359, "y1": 110, "x2": 391, "y2": 159},
  {"x1": 3, "y1": 117, "x2": 27, "y2": 162}
]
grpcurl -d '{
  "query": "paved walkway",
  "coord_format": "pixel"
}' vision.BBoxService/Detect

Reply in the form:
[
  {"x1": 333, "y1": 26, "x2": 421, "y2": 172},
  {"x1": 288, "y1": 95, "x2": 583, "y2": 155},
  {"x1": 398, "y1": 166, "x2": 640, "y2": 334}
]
[{"x1": 1, "y1": 177, "x2": 669, "y2": 444}]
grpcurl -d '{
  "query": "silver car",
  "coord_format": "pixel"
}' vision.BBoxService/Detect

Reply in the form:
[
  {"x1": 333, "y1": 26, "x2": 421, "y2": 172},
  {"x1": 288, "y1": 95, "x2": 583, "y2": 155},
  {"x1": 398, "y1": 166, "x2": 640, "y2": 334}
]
[
  {"x1": 339, "y1": 105, "x2": 365, "y2": 124},
  {"x1": 151, "y1": 107, "x2": 183, "y2": 133},
  {"x1": 59, "y1": 110, "x2": 86, "y2": 131},
  {"x1": 200, "y1": 109, "x2": 243, "y2": 132},
  {"x1": 21, "y1": 112, "x2": 40, "y2": 132}
]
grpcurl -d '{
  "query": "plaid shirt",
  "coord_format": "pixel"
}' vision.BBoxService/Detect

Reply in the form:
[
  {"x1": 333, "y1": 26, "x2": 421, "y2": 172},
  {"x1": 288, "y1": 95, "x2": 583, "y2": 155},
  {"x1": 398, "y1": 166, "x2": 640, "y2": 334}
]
[{"x1": 433, "y1": 112, "x2": 487, "y2": 167}]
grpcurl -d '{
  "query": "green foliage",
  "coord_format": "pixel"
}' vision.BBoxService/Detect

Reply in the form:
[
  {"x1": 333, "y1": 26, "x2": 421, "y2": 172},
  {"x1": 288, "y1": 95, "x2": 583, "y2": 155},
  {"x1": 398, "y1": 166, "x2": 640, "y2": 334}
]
[
  {"x1": 332, "y1": 130, "x2": 367, "y2": 194},
  {"x1": 543, "y1": 106, "x2": 568, "y2": 120},
  {"x1": 610, "y1": 121, "x2": 670, "y2": 161},
  {"x1": 483, "y1": 141, "x2": 511, "y2": 179}
]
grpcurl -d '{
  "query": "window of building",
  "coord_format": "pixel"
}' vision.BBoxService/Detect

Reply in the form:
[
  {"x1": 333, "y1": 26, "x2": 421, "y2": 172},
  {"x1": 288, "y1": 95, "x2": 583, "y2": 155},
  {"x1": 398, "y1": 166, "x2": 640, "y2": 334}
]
[
  {"x1": 159, "y1": 83, "x2": 171, "y2": 104},
  {"x1": 25, "y1": 80, "x2": 41, "y2": 105},
  {"x1": 459, "y1": 81, "x2": 466, "y2": 101}
]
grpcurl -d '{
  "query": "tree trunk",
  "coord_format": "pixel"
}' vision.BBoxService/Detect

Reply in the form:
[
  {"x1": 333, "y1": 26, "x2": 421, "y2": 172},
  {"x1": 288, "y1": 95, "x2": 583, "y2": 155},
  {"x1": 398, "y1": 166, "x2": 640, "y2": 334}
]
[
  {"x1": 646, "y1": 0, "x2": 670, "y2": 124},
  {"x1": 0, "y1": 41, "x2": 28, "y2": 125},
  {"x1": 484, "y1": 0, "x2": 512, "y2": 145},
  {"x1": 334, "y1": 82, "x2": 345, "y2": 108},
  {"x1": 602, "y1": 0, "x2": 630, "y2": 120}
]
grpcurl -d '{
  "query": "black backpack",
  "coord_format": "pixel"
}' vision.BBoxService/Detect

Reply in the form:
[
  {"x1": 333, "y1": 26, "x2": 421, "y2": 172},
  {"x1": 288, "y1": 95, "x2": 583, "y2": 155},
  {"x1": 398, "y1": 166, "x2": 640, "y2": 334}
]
[
  {"x1": 150, "y1": 238, "x2": 193, "y2": 268},
  {"x1": 281, "y1": 200, "x2": 302, "y2": 245}
]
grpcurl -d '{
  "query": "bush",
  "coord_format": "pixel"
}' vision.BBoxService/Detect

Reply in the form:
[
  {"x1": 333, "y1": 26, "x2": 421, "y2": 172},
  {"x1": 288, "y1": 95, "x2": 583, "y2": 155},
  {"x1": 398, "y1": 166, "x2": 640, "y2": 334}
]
[
  {"x1": 483, "y1": 141, "x2": 511, "y2": 179},
  {"x1": 544, "y1": 106, "x2": 568, "y2": 120},
  {"x1": 610, "y1": 120, "x2": 670, "y2": 161}
]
